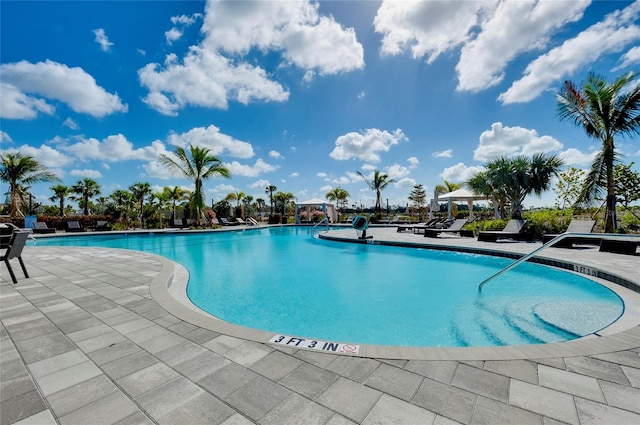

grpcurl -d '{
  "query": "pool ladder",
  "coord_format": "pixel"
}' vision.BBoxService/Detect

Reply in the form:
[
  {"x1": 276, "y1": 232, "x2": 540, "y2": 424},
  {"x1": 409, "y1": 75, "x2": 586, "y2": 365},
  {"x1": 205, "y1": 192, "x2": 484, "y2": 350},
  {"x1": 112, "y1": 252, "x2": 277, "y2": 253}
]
[
  {"x1": 311, "y1": 218, "x2": 330, "y2": 236},
  {"x1": 478, "y1": 232, "x2": 640, "y2": 293}
]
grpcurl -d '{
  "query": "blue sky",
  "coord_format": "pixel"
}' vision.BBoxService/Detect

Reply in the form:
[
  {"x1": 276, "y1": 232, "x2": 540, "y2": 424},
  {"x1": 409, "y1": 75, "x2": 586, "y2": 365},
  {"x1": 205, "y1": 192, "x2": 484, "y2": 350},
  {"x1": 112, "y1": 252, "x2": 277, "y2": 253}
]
[{"x1": 1, "y1": 0, "x2": 639, "y2": 211}]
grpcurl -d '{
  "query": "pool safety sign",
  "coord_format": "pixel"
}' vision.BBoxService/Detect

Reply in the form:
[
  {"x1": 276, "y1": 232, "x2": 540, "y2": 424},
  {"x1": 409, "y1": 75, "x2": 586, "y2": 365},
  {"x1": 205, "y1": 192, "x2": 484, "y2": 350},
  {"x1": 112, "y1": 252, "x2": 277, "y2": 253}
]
[{"x1": 269, "y1": 335, "x2": 360, "y2": 355}]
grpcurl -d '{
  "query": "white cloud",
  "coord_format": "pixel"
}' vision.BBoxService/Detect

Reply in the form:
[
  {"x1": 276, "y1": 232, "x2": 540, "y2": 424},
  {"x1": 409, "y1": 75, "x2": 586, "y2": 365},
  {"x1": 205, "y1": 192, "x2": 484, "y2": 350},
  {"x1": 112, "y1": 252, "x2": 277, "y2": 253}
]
[
  {"x1": 432, "y1": 149, "x2": 453, "y2": 158},
  {"x1": 224, "y1": 158, "x2": 278, "y2": 177},
  {"x1": 61, "y1": 134, "x2": 167, "y2": 162},
  {"x1": 394, "y1": 177, "x2": 416, "y2": 188},
  {"x1": 0, "y1": 60, "x2": 127, "y2": 118},
  {"x1": 250, "y1": 179, "x2": 271, "y2": 190},
  {"x1": 358, "y1": 91, "x2": 366, "y2": 99},
  {"x1": 63, "y1": 118, "x2": 79, "y2": 130},
  {"x1": 140, "y1": 0, "x2": 363, "y2": 115},
  {"x1": 456, "y1": 0, "x2": 588, "y2": 92},
  {"x1": 4, "y1": 144, "x2": 73, "y2": 170},
  {"x1": 269, "y1": 150, "x2": 283, "y2": 159},
  {"x1": 211, "y1": 183, "x2": 236, "y2": 193},
  {"x1": 361, "y1": 164, "x2": 376, "y2": 171},
  {"x1": 499, "y1": 1, "x2": 640, "y2": 104},
  {"x1": 1, "y1": 131, "x2": 13, "y2": 143},
  {"x1": 558, "y1": 148, "x2": 598, "y2": 166},
  {"x1": 165, "y1": 28, "x2": 183, "y2": 44},
  {"x1": 0, "y1": 82, "x2": 55, "y2": 119},
  {"x1": 473, "y1": 122, "x2": 563, "y2": 161},
  {"x1": 331, "y1": 176, "x2": 351, "y2": 185},
  {"x1": 319, "y1": 184, "x2": 332, "y2": 192},
  {"x1": 374, "y1": 0, "x2": 494, "y2": 62},
  {"x1": 407, "y1": 157, "x2": 419, "y2": 168},
  {"x1": 202, "y1": 0, "x2": 364, "y2": 75},
  {"x1": 329, "y1": 128, "x2": 407, "y2": 162},
  {"x1": 384, "y1": 163, "x2": 411, "y2": 180},
  {"x1": 290, "y1": 172, "x2": 299, "y2": 178},
  {"x1": 93, "y1": 28, "x2": 113, "y2": 52},
  {"x1": 316, "y1": 172, "x2": 327, "y2": 178},
  {"x1": 614, "y1": 45, "x2": 640, "y2": 70},
  {"x1": 167, "y1": 125, "x2": 254, "y2": 158},
  {"x1": 70, "y1": 169, "x2": 103, "y2": 178},
  {"x1": 441, "y1": 162, "x2": 486, "y2": 184}
]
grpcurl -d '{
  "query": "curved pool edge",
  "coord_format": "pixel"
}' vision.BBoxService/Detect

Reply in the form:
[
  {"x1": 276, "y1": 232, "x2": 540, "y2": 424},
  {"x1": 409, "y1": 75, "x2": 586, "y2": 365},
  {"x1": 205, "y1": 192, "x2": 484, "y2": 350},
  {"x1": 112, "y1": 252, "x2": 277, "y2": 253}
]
[{"x1": 150, "y1": 236, "x2": 640, "y2": 361}]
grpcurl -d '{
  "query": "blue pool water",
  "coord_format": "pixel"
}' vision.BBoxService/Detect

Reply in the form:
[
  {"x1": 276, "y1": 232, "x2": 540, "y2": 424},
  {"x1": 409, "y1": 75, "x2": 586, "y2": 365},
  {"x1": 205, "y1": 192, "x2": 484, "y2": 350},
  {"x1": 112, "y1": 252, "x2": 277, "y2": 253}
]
[{"x1": 32, "y1": 227, "x2": 624, "y2": 347}]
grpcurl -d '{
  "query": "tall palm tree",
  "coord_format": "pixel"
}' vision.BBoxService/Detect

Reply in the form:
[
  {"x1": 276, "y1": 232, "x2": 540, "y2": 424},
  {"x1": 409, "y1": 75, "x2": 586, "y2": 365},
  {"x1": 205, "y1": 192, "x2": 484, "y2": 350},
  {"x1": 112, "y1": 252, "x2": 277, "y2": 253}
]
[
  {"x1": 557, "y1": 72, "x2": 640, "y2": 232},
  {"x1": 435, "y1": 180, "x2": 460, "y2": 195},
  {"x1": 274, "y1": 191, "x2": 296, "y2": 217},
  {"x1": 129, "y1": 182, "x2": 153, "y2": 227},
  {"x1": 162, "y1": 186, "x2": 190, "y2": 222},
  {"x1": 159, "y1": 144, "x2": 230, "y2": 225},
  {"x1": 265, "y1": 185, "x2": 277, "y2": 215},
  {"x1": 71, "y1": 178, "x2": 101, "y2": 215},
  {"x1": 325, "y1": 187, "x2": 350, "y2": 213},
  {"x1": 356, "y1": 170, "x2": 396, "y2": 215},
  {"x1": 467, "y1": 154, "x2": 564, "y2": 219},
  {"x1": 110, "y1": 189, "x2": 134, "y2": 228},
  {"x1": 50, "y1": 184, "x2": 72, "y2": 217},
  {"x1": 0, "y1": 152, "x2": 59, "y2": 218},
  {"x1": 255, "y1": 197, "x2": 266, "y2": 220}
]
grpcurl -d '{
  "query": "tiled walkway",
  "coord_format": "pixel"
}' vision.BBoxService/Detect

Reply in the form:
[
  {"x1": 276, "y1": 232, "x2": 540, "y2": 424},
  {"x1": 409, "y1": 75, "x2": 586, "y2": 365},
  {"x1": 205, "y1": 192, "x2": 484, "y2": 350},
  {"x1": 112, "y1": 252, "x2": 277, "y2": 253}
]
[{"x1": 1, "y1": 228, "x2": 639, "y2": 424}]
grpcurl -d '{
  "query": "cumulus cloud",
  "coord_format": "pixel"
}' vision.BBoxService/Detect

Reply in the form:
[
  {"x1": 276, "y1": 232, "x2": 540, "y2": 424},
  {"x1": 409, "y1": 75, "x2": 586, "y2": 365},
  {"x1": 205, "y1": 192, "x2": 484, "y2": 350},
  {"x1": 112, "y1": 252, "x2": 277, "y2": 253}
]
[
  {"x1": 165, "y1": 13, "x2": 202, "y2": 45},
  {"x1": 374, "y1": 0, "x2": 492, "y2": 62},
  {"x1": 63, "y1": 118, "x2": 79, "y2": 130},
  {"x1": 167, "y1": 125, "x2": 254, "y2": 158},
  {"x1": 5, "y1": 144, "x2": 74, "y2": 170},
  {"x1": 473, "y1": 122, "x2": 563, "y2": 161},
  {"x1": 250, "y1": 179, "x2": 271, "y2": 190},
  {"x1": 316, "y1": 172, "x2": 327, "y2": 178},
  {"x1": 407, "y1": 157, "x2": 419, "y2": 168},
  {"x1": 432, "y1": 149, "x2": 452, "y2": 158},
  {"x1": 499, "y1": 1, "x2": 640, "y2": 104},
  {"x1": 140, "y1": 0, "x2": 362, "y2": 115},
  {"x1": 456, "y1": 0, "x2": 588, "y2": 92},
  {"x1": 269, "y1": 150, "x2": 283, "y2": 159},
  {"x1": 331, "y1": 176, "x2": 351, "y2": 185},
  {"x1": 290, "y1": 172, "x2": 299, "y2": 178},
  {"x1": 224, "y1": 158, "x2": 278, "y2": 177},
  {"x1": 93, "y1": 28, "x2": 113, "y2": 51},
  {"x1": 558, "y1": 148, "x2": 598, "y2": 166},
  {"x1": 395, "y1": 177, "x2": 417, "y2": 188},
  {"x1": 329, "y1": 128, "x2": 407, "y2": 162},
  {"x1": 441, "y1": 162, "x2": 486, "y2": 183},
  {"x1": 384, "y1": 163, "x2": 411, "y2": 180},
  {"x1": 0, "y1": 60, "x2": 127, "y2": 118},
  {"x1": 70, "y1": 169, "x2": 103, "y2": 178},
  {"x1": 61, "y1": 134, "x2": 167, "y2": 162}
]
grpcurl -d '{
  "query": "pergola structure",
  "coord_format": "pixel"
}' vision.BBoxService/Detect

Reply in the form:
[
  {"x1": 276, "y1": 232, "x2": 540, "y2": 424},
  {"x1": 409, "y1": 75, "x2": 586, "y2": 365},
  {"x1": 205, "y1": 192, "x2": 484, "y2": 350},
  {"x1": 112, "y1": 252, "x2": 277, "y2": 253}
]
[
  {"x1": 435, "y1": 188, "x2": 491, "y2": 220},
  {"x1": 294, "y1": 198, "x2": 338, "y2": 224}
]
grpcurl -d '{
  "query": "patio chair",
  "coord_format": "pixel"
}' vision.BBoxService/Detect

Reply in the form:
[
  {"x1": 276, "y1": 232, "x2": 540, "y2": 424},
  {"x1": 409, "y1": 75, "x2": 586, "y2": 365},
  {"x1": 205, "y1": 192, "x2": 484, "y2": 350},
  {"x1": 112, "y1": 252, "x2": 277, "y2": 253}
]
[
  {"x1": 33, "y1": 222, "x2": 56, "y2": 234},
  {"x1": 66, "y1": 220, "x2": 86, "y2": 232},
  {"x1": 423, "y1": 218, "x2": 469, "y2": 238},
  {"x1": 477, "y1": 219, "x2": 530, "y2": 242},
  {"x1": 1, "y1": 230, "x2": 30, "y2": 284},
  {"x1": 542, "y1": 219, "x2": 597, "y2": 248},
  {"x1": 95, "y1": 221, "x2": 112, "y2": 231}
]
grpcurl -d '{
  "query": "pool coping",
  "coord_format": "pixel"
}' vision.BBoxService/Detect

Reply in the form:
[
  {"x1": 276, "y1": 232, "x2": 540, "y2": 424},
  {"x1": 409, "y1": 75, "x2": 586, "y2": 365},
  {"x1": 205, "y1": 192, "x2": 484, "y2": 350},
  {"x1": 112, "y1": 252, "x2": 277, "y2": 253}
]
[{"x1": 149, "y1": 228, "x2": 640, "y2": 361}]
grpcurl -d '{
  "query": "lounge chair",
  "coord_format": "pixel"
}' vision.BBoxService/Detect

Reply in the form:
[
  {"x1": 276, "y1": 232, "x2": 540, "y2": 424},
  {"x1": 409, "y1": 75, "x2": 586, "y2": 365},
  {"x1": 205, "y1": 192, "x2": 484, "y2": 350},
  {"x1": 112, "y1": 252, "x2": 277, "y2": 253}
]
[
  {"x1": 171, "y1": 218, "x2": 185, "y2": 228},
  {"x1": 1, "y1": 230, "x2": 30, "y2": 284},
  {"x1": 66, "y1": 220, "x2": 86, "y2": 232},
  {"x1": 599, "y1": 238, "x2": 639, "y2": 255},
  {"x1": 423, "y1": 218, "x2": 469, "y2": 238},
  {"x1": 542, "y1": 219, "x2": 596, "y2": 248},
  {"x1": 33, "y1": 222, "x2": 56, "y2": 234},
  {"x1": 220, "y1": 218, "x2": 240, "y2": 226},
  {"x1": 95, "y1": 221, "x2": 112, "y2": 231},
  {"x1": 235, "y1": 217, "x2": 247, "y2": 225},
  {"x1": 477, "y1": 219, "x2": 530, "y2": 242},
  {"x1": 396, "y1": 218, "x2": 443, "y2": 233}
]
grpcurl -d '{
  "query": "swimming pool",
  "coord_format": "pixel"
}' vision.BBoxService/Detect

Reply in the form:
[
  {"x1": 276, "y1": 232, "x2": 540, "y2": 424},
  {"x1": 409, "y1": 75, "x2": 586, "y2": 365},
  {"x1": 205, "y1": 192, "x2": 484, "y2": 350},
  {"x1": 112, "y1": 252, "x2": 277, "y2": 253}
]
[{"x1": 32, "y1": 226, "x2": 624, "y2": 347}]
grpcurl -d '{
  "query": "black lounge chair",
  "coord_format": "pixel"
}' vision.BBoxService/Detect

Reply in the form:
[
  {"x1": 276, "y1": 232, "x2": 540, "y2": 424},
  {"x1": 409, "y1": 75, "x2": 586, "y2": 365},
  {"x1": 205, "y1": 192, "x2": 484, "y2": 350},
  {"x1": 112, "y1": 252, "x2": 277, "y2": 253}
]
[
  {"x1": 1, "y1": 230, "x2": 30, "y2": 284},
  {"x1": 423, "y1": 219, "x2": 469, "y2": 238},
  {"x1": 33, "y1": 222, "x2": 56, "y2": 234},
  {"x1": 95, "y1": 221, "x2": 112, "y2": 231},
  {"x1": 477, "y1": 219, "x2": 530, "y2": 242},
  {"x1": 599, "y1": 238, "x2": 639, "y2": 255},
  {"x1": 542, "y1": 219, "x2": 596, "y2": 248},
  {"x1": 66, "y1": 220, "x2": 86, "y2": 232}
]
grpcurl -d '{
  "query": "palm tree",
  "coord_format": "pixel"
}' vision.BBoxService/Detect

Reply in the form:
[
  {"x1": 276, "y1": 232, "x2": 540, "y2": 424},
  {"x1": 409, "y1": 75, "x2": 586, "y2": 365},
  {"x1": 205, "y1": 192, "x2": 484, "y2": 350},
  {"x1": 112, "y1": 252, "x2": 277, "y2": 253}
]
[
  {"x1": 356, "y1": 170, "x2": 396, "y2": 216},
  {"x1": 0, "y1": 152, "x2": 59, "y2": 218},
  {"x1": 274, "y1": 191, "x2": 296, "y2": 218},
  {"x1": 265, "y1": 185, "x2": 277, "y2": 215},
  {"x1": 129, "y1": 182, "x2": 153, "y2": 227},
  {"x1": 50, "y1": 184, "x2": 72, "y2": 217},
  {"x1": 162, "y1": 186, "x2": 190, "y2": 222},
  {"x1": 557, "y1": 72, "x2": 640, "y2": 232},
  {"x1": 110, "y1": 189, "x2": 134, "y2": 228},
  {"x1": 435, "y1": 180, "x2": 460, "y2": 195},
  {"x1": 325, "y1": 187, "x2": 350, "y2": 217},
  {"x1": 467, "y1": 154, "x2": 564, "y2": 219},
  {"x1": 255, "y1": 197, "x2": 266, "y2": 220},
  {"x1": 159, "y1": 144, "x2": 230, "y2": 225},
  {"x1": 71, "y1": 178, "x2": 101, "y2": 215}
]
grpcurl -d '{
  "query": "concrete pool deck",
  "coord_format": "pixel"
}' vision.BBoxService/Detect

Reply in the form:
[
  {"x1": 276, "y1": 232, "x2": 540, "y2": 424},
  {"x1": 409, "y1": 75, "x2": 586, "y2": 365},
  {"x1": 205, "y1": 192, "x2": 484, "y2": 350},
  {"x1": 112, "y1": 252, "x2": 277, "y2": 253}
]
[{"x1": 1, "y1": 226, "x2": 639, "y2": 424}]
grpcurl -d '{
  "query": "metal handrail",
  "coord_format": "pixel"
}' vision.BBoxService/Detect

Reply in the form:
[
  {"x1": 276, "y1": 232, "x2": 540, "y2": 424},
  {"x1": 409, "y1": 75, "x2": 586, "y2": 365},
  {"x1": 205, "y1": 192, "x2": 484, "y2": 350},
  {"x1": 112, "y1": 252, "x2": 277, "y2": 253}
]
[
  {"x1": 311, "y1": 218, "x2": 329, "y2": 235},
  {"x1": 478, "y1": 232, "x2": 640, "y2": 293}
]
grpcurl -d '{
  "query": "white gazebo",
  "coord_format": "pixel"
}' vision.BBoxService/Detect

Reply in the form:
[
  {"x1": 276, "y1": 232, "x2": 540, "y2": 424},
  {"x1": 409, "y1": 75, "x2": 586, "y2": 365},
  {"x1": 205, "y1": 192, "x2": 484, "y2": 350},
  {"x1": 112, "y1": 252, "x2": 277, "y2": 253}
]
[
  {"x1": 294, "y1": 198, "x2": 338, "y2": 224},
  {"x1": 436, "y1": 188, "x2": 490, "y2": 220}
]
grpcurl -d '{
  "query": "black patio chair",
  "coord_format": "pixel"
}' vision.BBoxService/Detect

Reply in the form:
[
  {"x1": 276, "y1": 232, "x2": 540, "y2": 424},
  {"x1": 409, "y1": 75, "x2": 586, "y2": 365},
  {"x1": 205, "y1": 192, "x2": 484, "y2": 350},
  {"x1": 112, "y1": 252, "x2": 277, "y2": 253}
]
[{"x1": 1, "y1": 230, "x2": 30, "y2": 284}]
